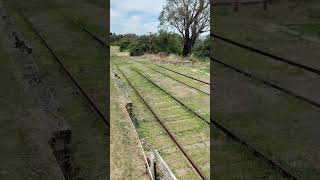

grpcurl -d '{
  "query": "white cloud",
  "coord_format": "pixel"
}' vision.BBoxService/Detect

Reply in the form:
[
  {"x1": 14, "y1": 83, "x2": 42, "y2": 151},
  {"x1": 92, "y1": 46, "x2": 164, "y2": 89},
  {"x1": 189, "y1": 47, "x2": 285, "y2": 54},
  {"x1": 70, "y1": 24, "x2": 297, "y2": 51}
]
[
  {"x1": 111, "y1": 0, "x2": 165, "y2": 15},
  {"x1": 111, "y1": 0, "x2": 166, "y2": 35}
]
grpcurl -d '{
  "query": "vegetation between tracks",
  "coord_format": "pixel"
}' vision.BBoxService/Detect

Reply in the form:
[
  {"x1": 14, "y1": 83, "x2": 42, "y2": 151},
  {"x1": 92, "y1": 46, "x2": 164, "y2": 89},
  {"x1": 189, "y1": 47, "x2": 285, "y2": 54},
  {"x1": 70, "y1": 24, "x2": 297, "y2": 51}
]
[{"x1": 111, "y1": 46, "x2": 210, "y2": 179}]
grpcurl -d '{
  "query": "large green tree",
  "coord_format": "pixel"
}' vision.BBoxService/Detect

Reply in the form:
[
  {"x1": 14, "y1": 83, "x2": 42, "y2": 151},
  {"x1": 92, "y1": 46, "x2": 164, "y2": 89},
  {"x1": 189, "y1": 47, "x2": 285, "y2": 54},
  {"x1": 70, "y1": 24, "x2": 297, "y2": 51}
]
[{"x1": 159, "y1": 0, "x2": 210, "y2": 57}]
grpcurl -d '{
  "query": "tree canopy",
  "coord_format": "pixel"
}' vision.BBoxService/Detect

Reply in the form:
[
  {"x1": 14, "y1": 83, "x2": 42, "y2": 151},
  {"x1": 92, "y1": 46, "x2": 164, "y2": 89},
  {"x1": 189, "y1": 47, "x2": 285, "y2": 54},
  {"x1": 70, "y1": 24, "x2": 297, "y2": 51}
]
[{"x1": 159, "y1": 0, "x2": 210, "y2": 56}]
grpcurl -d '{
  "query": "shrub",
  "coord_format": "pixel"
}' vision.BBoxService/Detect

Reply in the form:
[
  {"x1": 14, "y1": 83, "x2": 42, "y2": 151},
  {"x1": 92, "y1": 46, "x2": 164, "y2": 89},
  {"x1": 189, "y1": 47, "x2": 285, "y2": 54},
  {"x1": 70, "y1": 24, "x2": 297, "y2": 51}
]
[
  {"x1": 110, "y1": 33, "x2": 123, "y2": 46},
  {"x1": 119, "y1": 34, "x2": 138, "y2": 52},
  {"x1": 117, "y1": 31, "x2": 184, "y2": 56},
  {"x1": 193, "y1": 36, "x2": 210, "y2": 59},
  {"x1": 129, "y1": 37, "x2": 148, "y2": 56},
  {"x1": 129, "y1": 45, "x2": 146, "y2": 56},
  {"x1": 155, "y1": 31, "x2": 183, "y2": 54}
]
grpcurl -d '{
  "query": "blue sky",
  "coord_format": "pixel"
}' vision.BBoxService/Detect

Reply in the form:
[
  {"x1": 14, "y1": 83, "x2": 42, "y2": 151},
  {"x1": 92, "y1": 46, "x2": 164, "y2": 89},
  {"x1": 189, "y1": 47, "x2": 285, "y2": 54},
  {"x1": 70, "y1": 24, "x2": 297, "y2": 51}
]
[{"x1": 111, "y1": 0, "x2": 166, "y2": 35}]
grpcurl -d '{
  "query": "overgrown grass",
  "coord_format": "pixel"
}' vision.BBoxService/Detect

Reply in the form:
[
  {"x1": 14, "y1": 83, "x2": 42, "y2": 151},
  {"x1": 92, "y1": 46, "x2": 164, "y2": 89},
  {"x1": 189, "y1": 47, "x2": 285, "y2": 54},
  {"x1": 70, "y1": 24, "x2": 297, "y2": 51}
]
[
  {"x1": 110, "y1": 75, "x2": 147, "y2": 179},
  {"x1": 113, "y1": 60, "x2": 207, "y2": 179}
]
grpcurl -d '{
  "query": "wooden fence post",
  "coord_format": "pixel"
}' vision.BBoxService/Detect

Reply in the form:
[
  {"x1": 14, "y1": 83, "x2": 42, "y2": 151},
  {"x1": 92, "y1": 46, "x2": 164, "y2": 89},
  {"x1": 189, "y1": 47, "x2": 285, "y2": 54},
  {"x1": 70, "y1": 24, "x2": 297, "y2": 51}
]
[
  {"x1": 263, "y1": 0, "x2": 268, "y2": 10},
  {"x1": 234, "y1": 0, "x2": 239, "y2": 11},
  {"x1": 149, "y1": 152, "x2": 156, "y2": 179}
]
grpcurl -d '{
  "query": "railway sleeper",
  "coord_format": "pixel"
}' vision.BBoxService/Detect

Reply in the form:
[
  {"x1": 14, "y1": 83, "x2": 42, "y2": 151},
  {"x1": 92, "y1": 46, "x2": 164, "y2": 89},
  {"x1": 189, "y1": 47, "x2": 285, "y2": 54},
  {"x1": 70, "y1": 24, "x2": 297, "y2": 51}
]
[
  {"x1": 160, "y1": 141, "x2": 210, "y2": 154},
  {"x1": 154, "y1": 103, "x2": 183, "y2": 110},
  {"x1": 161, "y1": 114, "x2": 194, "y2": 122},
  {"x1": 152, "y1": 99, "x2": 183, "y2": 110},
  {"x1": 165, "y1": 117, "x2": 200, "y2": 125},
  {"x1": 150, "y1": 97, "x2": 177, "y2": 104},
  {"x1": 162, "y1": 115, "x2": 193, "y2": 124},
  {"x1": 156, "y1": 106, "x2": 183, "y2": 113}
]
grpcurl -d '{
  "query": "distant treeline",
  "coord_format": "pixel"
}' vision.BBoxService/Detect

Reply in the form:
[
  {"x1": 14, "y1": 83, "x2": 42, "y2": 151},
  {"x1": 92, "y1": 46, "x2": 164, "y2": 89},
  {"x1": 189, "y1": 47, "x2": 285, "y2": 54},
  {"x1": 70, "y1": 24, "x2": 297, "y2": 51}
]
[{"x1": 110, "y1": 31, "x2": 209, "y2": 60}]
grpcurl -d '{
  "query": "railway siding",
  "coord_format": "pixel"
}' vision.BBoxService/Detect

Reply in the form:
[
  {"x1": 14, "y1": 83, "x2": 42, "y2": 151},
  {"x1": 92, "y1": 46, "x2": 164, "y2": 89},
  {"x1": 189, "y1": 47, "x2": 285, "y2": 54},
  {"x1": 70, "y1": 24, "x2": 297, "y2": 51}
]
[
  {"x1": 138, "y1": 68, "x2": 210, "y2": 121},
  {"x1": 115, "y1": 65, "x2": 210, "y2": 179},
  {"x1": 111, "y1": 50, "x2": 295, "y2": 179}
]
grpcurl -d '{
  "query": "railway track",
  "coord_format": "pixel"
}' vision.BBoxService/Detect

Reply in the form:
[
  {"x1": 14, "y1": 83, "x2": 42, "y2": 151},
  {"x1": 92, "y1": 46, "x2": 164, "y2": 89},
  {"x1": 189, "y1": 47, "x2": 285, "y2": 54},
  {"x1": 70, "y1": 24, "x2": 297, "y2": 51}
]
[
  {"x1": 150, "y1": 67, "x2": 210, "y2": 96},
  {"x1": 113, "y1": 58, "x2": 297, "y2": 179},
  {"x1": 156, "y1": 65, "x2": 211, "y2": 85},
  {"x1": 211, "y1": 33, "x2": 319, "y2": 178},
  {"x1": 116, "y1": 66, "x2": 210, "y2": 179},
  {"x1": 139, "y1": 66, "x2": 296, "y2": 179},
  {"x1": 211, "y1": 57, "x2": 320, "y2": 108},
  {"x1": 16, "y1": 10, "x2": 109, "y2": 127},
  {"x1": 136, "y1": 70, "x2": 209, "y2": 124},
  {"x1": 61, "y1": 14, "x2": 107, "y2": 47},
  {"x1": 112, "y1": 58, "x2": 210, "y2": 96},
  {"x1": 211, "y1": 33, "x2": 320, "y2": 76},
  {"x1": 112, "y1": 48, "x2": 299, "y2": 178}
]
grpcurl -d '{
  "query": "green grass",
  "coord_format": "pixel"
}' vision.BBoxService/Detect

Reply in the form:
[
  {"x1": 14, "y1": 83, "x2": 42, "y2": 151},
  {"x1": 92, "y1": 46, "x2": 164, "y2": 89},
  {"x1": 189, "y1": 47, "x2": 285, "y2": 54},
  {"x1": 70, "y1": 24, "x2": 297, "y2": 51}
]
[{"x1": 110, "y1": 75, "x2": 147, "y2": 179}]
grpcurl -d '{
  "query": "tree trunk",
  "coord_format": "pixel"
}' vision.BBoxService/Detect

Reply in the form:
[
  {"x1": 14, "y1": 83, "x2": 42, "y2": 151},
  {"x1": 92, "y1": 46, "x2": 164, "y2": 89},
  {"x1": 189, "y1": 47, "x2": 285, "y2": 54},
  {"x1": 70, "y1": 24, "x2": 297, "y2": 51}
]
[
  {"x1": 183, "y1": 29, "x2": 192, "y2": 57},
  {"x1": 183, "y1": 35, "x2": 198, "y2": 57},
  {"x1": 182, "y1": 40, "x2": 191, "y2": 57}
]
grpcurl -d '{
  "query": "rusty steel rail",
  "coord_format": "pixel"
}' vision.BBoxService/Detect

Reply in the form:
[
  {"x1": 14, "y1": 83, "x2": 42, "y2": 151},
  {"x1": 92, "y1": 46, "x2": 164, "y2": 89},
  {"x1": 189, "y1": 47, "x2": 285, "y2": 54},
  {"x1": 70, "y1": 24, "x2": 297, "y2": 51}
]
[
  {"x1": 116, "y1": 66, "x2": 208, "y2": 180},
  {"x1": 211, "y1": 57, "x2": 320, "y2": 109},
  {"x1": 18, "y1": 11, "x2": 109, "y2": 127},
  {"x1": 150, "y1": 67, "x2": 210, "y2": 95},
  {"x1": 72, "y1": 19, "x2": 107, "y2": 47},
  {"x1": 156, "y1": 65, "x2": 210, "y2": 85},
  {"x1": 46, "y1": 1, "x2": 108, "y2": 48},
  {"x1": 56, "y1": 10, "x2": 108, "y2": 48},
  {"x1": 211, "y1": 33, "x2": 320, "y2": 76},
  {"x1": 210, "y1": 115, "x2": 297, "y2": 180},
  {"x1": 136, "y1": 70, "x2": 297, "y2": 180}
]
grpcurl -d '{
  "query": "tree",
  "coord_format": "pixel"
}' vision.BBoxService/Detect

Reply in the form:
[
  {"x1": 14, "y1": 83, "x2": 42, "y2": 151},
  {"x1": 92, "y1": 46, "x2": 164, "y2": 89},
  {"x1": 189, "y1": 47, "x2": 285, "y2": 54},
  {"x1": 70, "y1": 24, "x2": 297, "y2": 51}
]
[{"x1": 159, "y1": 0, "x2": 209, "y2": 57}]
